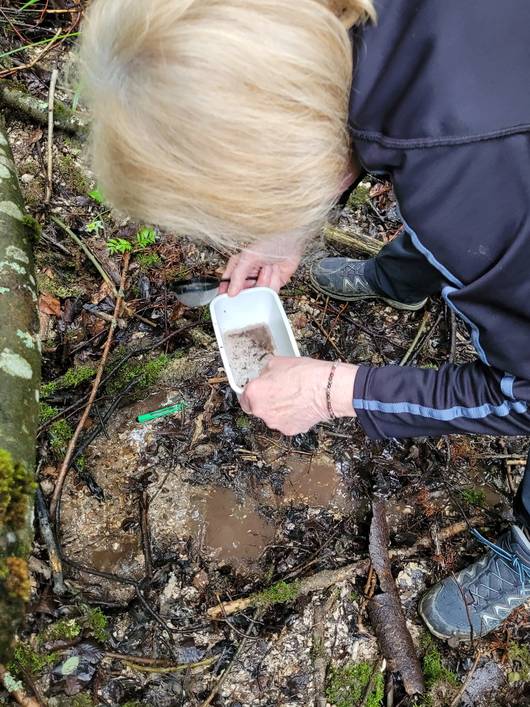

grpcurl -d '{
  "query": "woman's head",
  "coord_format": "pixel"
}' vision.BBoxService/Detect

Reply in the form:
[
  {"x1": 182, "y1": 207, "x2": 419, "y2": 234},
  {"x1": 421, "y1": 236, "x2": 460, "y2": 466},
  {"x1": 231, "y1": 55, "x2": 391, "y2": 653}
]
[{"x1": 81, "y1": 0, "x2": 375, "y2": 250}]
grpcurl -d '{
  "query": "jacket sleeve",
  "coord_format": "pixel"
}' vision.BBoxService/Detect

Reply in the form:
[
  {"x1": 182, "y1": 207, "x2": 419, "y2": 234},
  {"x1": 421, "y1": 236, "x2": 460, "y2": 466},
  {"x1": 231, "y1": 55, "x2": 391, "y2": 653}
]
[{"x1": 353, "y1": 361, "x2": 530, "y2": 440}]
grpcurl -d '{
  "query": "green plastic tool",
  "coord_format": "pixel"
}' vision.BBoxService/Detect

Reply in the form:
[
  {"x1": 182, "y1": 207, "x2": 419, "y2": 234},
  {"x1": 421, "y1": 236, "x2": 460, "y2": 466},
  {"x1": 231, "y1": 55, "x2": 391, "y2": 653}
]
[{"x1": 137, "y1": 402, "x2": 187, "y2": 424}]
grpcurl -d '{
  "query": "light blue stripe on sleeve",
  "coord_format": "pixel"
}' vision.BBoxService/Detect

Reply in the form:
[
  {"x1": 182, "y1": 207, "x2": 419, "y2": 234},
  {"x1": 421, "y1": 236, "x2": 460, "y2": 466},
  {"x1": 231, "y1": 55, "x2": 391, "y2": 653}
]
[
  {"x1": 441, "y1": 286, "x2": 490, "y2": 365},
  {"x1": 500, "y1": 374, "x2": 516, "y2": 400},
  {"x1": 353, "y1": 398, "x2": 528, "y2": 420}
]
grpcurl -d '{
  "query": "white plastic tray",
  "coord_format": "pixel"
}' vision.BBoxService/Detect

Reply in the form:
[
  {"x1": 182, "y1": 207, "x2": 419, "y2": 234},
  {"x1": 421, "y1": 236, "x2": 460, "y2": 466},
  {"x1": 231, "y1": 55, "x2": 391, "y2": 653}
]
[{"x1": 210, "y1": 287, "x2": 300, "y2": 394}]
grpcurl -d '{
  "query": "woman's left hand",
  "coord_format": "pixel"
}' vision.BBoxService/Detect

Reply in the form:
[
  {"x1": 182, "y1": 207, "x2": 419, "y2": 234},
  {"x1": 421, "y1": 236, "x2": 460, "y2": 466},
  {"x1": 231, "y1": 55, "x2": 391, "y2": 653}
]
[{"x1": 239, "y1": 357, "x2": 358, "y2": 436}]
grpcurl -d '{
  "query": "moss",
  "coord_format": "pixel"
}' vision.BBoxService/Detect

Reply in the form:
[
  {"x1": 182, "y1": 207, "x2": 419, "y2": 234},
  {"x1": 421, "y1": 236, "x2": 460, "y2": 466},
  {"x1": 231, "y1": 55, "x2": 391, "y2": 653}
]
[
  {"x1": 3, "y1": 557, "x2": 31, "y2": 602},
  {"x1": 49, "y1": 419, "x2": 73, "y2": 457},
  {"x1": 420, "y1": 634, "x2": 458, "y2": 703},
  {"x1": 136, "y1": 252, "x2": 162, "y2": 269},
  {"x1": 22, "y1": 214, "x2": 41, "y2": 243},
  {"x1": 0, "y1": 448, "x2": 34, "y2": 530},
  {"x1": 8, "y1": 643, "x2": 58, "y2": 677},
  {"x1": 39, "y1": 402, "x2": 58, "y2": 424},
  {"x1": 38, "y1": 273, "x2": 84, "y2": 299},
  {"x1": 41, "y1": 363, "x2": 96, "y2": 397},
  {"x1": 57, "y1": 154, "x2": 90, "y2": 194},
  {"x1": 347, "y1": 183, "x2": 371, "y2": 208},
  {"x1": 106, "y1": 353, "x2": 172, "y2": 396},
  {"x1": 508, "y1": 643, "x2": 530, "y2": 683},
  {"x1": 235, "y1": 415, "x2": 250, "y2": 430},
  {"x1": 459, "y1": 488, "x2": 486, "y2": 507},
  {"x1": 326, "y1": 662, "x2": 384, "y2": 707},
  {"x1": 82, "y1": 606, "x2": 108, "y2": 642},
  {"x1": 255, "y1": 580, "x2": 301, "y2": 608},
  {"x1": 43, "y1": 618, "x2": 82, "y2": 642},
  {"x1": 70, "y1": 695, "x2": 94, "y2": 707}
]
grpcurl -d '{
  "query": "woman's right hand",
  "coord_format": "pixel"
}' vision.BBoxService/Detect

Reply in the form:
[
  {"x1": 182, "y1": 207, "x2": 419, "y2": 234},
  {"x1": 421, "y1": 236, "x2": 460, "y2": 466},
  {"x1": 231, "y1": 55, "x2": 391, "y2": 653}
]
[{"x1": 219, "y1": 243, "x2": 303, "y2": 296}]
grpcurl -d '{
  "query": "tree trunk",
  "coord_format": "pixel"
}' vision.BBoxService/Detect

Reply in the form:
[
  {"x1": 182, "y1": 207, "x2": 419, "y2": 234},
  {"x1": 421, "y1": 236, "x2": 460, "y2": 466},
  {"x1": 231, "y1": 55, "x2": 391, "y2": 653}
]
[{"x1": 0, "y1": 120, "x2": 40, "y2": 663}]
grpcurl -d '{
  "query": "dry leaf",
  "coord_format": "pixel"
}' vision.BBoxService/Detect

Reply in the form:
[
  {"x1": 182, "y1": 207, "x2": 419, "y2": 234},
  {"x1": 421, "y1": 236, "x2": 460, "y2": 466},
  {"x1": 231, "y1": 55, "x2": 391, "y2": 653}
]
[{"x1": 39, "y1": 292, "x2": 62, "y2": 317}]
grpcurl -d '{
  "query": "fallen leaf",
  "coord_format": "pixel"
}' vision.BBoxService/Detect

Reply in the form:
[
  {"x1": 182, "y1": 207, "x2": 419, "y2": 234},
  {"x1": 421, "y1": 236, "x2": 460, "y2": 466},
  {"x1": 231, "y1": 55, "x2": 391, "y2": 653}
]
[{"x1": 39, "y1": 293, "x2": 62, "y2": 317}]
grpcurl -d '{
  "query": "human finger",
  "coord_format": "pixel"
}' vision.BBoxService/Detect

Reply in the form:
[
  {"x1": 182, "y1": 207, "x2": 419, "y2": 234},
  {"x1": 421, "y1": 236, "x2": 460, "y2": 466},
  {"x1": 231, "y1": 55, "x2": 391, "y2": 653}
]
[
  {"x1": 269, "y1": 265, "x2": 283, "y2": 293},
  {"x1": 256, "y1": 264, "x2": 272, "y2": 288}
]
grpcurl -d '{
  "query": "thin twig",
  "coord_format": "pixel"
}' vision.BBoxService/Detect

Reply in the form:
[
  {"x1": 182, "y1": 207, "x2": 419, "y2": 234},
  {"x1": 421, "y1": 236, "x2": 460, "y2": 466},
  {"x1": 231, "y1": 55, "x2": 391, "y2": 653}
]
[
  {"x1": 51, "y1": 216, "x2": 119, "y2": 298},
  {"x1": 44, "y1": 67, "x2": 58, "y2": 203},
  {"x1": 399, "y1": 310, "x2": 430, "y2": 366},
  {"x1": 200, "y1": 610, "x2": 263, "y2": 707},
  {"x1": 50, "y1": 252, "x2": 130, "y2": 516},
  {"x1": 449, "y1": 652, "x2": 482, "y2": 707},
  {"x1": 0, "y1": 27, "x2": 63, "y2": 79},
  {"x1": 103, "y1": 652, "x2": 216, "y2": 674}
]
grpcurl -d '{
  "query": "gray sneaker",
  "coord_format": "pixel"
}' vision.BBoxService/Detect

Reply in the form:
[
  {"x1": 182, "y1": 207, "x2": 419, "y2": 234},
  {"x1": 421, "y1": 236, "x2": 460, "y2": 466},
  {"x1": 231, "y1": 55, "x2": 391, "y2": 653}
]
[
  {"x1": 309, "y1": 257, "x2": 427, "y2": 311},
  {"x1": 419, "y1": 526, "x2": 530, "y2": 643}
]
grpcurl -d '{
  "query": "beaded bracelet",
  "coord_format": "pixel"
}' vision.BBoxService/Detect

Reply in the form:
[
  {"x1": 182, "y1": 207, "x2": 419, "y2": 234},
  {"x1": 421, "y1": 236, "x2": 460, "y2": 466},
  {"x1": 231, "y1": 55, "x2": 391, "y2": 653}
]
[{"x1": 326, "y1": 362, "x2": 339, "y2": 420}]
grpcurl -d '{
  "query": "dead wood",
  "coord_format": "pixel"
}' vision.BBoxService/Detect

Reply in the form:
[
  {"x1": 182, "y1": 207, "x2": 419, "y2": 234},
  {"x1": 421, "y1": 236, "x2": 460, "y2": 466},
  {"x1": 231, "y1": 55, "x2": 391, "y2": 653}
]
[
  {"x1": 207, "y1": 562, "x2": 368, "y2": 619},
  {"x1": 324, "y1": 225, "x2": 384, "y2": 257},
  {"x1": 367, "y1": 501, "x2": 425, "y2": 696},
  {"x1": 0, "y1": 81, "x2": 87, "y2": 136},
  {"x1": 0, "y1": 121, "x2": 40, "y2": 662}
]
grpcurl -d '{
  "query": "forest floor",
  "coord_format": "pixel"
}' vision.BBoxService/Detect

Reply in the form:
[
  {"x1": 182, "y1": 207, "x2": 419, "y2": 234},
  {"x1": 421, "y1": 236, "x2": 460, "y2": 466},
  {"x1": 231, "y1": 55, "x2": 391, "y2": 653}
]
[{"x1": 1, "y1": 3, "x2": 530, "y2": 706}]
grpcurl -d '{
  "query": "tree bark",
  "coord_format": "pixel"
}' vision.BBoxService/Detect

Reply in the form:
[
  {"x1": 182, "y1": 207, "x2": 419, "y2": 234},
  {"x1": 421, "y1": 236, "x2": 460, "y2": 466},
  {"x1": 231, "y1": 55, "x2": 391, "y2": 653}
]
[{"x1": 0, "y1": 120, "x2": 40, "y2": 663}]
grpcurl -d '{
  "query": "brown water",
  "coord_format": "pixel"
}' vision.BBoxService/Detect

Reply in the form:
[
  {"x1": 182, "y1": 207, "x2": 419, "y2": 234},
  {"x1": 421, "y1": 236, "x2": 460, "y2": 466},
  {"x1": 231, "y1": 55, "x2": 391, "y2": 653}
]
[
  {"x1": 223, "y1": 324, "x2": 277, "y2": 388},
  {"x1": 202, "y1": 487, "x2": 276, "y2": 567},
  {"x1": 282, "y1": 454, "x2": 348, "y2": 510},
  {"x1": 91, "y1": 535, "x2": 140, "y2": 574}
]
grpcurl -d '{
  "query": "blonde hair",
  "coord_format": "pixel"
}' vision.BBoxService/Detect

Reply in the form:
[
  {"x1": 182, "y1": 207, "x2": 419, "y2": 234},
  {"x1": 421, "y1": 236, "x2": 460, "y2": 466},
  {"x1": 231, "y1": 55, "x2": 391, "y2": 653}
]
[{"x1": 80, "y1": 0, "x2": 375, "y2": 250}]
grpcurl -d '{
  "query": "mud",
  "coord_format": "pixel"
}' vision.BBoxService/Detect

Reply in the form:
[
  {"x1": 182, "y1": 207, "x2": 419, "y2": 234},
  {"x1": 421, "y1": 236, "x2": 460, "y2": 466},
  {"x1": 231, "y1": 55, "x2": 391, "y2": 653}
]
[
  {"x1": 281, "y1": 454, "x2": 349, "y2": 511},
  {"x1": 223, "y1": 323, "x2": 277, "y2": 387},
  {"x1": 202, "y1": 487, "x2": 276, "y2": 567}
]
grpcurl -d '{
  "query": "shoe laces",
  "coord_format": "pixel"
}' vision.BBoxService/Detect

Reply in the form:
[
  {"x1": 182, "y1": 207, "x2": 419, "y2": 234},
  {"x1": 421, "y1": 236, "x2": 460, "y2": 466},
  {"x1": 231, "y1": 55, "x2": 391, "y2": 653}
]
[{"x1": 471, "y1": 528, "x2": 530, "y2": 588}]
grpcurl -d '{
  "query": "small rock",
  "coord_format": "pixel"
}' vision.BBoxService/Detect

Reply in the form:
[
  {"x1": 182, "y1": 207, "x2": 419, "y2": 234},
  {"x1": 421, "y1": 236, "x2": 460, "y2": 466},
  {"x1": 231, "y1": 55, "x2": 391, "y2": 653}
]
[
  {"x1": 461, "y1": 660, "x2": 505, "y2": 706},
  {"x1": 192, "y1": 569, "x2": 209, "y2": 591},
  {"x1": 21, "y1": 173, "x2": 34, "y2": 184}
]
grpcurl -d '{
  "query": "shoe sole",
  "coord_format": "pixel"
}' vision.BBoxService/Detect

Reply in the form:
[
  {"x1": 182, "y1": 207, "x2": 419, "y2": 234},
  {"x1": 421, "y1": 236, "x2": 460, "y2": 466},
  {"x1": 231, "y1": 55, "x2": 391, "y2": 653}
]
[
  {"x1": 418, "y1": 588, "x2": 477, "y2": 644},
  {"x1": 309, "y1": 272, "x2": 428, "y2": 312}
]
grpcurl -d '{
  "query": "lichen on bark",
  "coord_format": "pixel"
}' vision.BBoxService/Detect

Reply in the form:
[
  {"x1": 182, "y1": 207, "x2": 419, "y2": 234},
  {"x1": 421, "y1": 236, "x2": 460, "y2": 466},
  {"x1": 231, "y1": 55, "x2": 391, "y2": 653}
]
[{"x1": 0, "y1": 120, "x2": 40, "y2": 663}]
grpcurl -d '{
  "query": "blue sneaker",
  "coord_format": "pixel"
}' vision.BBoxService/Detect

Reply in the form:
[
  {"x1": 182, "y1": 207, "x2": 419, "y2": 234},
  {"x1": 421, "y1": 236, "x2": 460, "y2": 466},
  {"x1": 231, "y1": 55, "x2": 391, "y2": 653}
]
[{"x1": 419, "y1": 526, "x2": 530, "y2": 642}]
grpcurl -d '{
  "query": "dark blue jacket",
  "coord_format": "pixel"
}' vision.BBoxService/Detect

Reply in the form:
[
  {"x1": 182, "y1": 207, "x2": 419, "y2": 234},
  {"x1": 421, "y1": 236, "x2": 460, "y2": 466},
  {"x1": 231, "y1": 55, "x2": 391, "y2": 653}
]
[{"x1": 348, "y1": 0, "x2": 530, "y2": 439}]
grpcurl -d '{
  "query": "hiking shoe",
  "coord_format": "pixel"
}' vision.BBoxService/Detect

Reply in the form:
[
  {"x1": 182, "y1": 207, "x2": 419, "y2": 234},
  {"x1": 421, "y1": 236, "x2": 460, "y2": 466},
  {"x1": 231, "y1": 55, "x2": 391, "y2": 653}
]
[
  {"x1": 309, "y1": 257, "x2": 427, "y2": 311},
  {"x1": 419, "y1": 526, "x2": 530, "y2": 643}
]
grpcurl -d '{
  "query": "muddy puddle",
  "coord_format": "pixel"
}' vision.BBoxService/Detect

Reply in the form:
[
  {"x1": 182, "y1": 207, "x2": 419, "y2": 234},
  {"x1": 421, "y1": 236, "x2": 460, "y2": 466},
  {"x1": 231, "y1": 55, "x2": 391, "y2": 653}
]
[
  {"x1": 223, "y1": 323, "x2": 276, "y2": 387},
  {"x1": 281, "y1": 454, "x2": 349, "y2": 511},
  {"x1": 201, "y1": 487, "x2": 276, "y2": 567}
]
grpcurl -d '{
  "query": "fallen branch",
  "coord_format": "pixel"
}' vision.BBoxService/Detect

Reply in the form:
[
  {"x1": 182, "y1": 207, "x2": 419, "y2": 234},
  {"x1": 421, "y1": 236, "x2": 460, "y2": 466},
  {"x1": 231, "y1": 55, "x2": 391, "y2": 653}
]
[
  {"x1": 207, "y1": 562, "x2": 367, "y2": 620},
  {"x1": 207, "y1": 514, "x2": 485, "y2": 621},
  {"x1": 0, "y1": 81, "x2": 87, "y2": 136},
  {"x1": 34, "y1": 488, "x2": 65, "y2": 596},
  {"x1": 0, "y1": 666, "x2": 40, "y2": 707},
  {"x1": 367, "y1": 501, "x2": 425, "y2": 696},
  {"x1": 324, "y1": 225, "x2": 384, "y2": 257},
  {"x1": 49, "y1": 252, "x2": 130, "y2": 517}
]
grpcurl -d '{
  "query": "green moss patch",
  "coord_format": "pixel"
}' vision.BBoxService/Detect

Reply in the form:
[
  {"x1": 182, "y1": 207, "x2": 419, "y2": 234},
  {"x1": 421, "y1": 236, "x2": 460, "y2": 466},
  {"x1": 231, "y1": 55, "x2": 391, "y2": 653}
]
[
  {"x1": 0, "y1": 448, "x2": 34, "y2": 530},
  {"x1": 255, "y1": 580, "x2": 301, "y2": 608},
  {"x1": 326, "y1": 661, "x2": 384, "y2": 707},
  {"x1": 41, "y1": 363, "x2": 96, "y2": 398}
]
